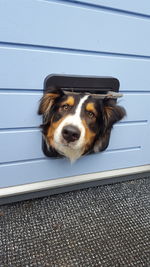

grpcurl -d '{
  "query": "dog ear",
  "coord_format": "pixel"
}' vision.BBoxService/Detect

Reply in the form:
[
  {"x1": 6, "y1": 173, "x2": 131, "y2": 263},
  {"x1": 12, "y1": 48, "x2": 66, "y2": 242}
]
[
  {"x1": 38, "y1": 87, "x2": 64, "y2": 116},
  {"x1": 103, "y1": 99, "x2": 126, "y2": 129},
  {"x1": 93, "y1": 99, "x2": 126, "y2": 153}
]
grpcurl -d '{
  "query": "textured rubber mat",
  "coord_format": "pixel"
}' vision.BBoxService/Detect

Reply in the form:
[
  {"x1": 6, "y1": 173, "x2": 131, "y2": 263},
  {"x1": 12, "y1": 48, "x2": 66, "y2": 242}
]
[{"x1": 0, "y1": 177, "x2": 150, "y2": 267}]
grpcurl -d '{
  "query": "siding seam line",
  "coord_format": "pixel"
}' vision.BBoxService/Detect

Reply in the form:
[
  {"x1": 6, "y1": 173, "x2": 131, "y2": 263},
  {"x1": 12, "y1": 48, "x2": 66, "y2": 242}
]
[
  {"x1": 44, "y1": 0, "x2": 150, "y2": 19},
  {"x1": 0, "y1": 146, "x2": 142, "y2": 167},
  {"x1": 0, "y1": 120, "x2": 148, "y2": 133},
  {"x1": 1, "y1": 42, "x2": 150, "y2": 60}
]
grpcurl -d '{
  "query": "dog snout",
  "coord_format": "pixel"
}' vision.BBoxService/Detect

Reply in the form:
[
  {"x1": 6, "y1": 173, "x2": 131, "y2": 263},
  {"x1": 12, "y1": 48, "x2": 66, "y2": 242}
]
[{"x1": 62, "y1": 125, "x2": 81, "y2": 143}]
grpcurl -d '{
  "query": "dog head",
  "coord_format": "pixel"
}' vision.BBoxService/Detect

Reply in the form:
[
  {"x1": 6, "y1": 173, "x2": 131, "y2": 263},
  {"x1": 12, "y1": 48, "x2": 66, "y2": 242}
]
[{"x1": 38, "y1": 87, "x2": 126, "y2": 162}]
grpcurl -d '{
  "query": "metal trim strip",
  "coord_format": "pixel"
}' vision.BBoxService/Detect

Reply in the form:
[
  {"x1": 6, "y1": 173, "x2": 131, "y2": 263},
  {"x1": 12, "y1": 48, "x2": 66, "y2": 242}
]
[{"x1": 0, "y1": 165, "x2": 150, "y2": 198}]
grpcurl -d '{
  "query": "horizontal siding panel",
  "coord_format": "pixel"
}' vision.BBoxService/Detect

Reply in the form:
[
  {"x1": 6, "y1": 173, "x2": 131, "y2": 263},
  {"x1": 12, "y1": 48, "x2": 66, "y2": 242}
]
[
  {"x1": 0, "y1": 124, "x2": 147, "y2": 163},
  {"x1": 1, "y1": 1, "x2": 150, "y2": 56},
  {"x1": 0, "y1": 130, "x2": 43, "y2": 163},
  {"x1": 1, "y1": 48, "x2": 150, "y2": 90},
  {"x1": 0, "y1": 92, "x2": 41, "y2": 128},
  {"x1": 70, "y1": 0, "x2": 150, "y2": 16},
  {"x1": 0, "y1": 93, "x2": 150, "y2": 128},
  {"x1": 0, "y1": 148, "x2": 148, "y2": 188}
]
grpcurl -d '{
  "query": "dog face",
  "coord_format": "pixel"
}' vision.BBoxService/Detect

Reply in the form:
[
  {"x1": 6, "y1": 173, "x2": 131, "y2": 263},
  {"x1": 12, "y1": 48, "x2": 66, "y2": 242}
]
[{"x1": 38, "y1": 88, "x2": 126, "y2": 162}]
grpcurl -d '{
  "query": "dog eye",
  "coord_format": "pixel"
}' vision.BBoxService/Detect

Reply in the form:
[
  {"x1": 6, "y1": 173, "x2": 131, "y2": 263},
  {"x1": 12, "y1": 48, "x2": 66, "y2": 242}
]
[
  {"x1": 62, "y1": 104, "x2": 70, "y2": 111},
  {"x1": 87, "y1": 111, "x2": 95, "y2": 119}
]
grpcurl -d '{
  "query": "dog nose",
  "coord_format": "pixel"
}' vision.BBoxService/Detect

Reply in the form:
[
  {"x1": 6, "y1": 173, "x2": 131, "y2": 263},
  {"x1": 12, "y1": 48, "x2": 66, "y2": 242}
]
[{"x1": 62, "y1": 125, "x2": 81, "y2": 142}]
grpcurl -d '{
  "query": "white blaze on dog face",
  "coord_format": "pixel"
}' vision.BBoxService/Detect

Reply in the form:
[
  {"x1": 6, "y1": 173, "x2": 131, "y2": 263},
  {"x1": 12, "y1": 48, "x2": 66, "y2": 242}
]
[{"x1": 53, "y1": 95, "x2": 89, "y2": 162}]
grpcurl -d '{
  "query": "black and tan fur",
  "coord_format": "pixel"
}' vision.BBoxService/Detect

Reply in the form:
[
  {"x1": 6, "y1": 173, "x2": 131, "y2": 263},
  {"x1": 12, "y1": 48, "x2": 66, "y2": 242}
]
[{"x1": 38, "y1": 87, "x2": 126, "y2": 162}]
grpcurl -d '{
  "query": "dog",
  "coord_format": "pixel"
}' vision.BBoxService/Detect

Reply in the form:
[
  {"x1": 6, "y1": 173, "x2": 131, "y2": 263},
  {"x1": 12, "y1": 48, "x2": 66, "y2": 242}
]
[{"x1": 38, "y1": 87, "x2": 126, "y2": 162}]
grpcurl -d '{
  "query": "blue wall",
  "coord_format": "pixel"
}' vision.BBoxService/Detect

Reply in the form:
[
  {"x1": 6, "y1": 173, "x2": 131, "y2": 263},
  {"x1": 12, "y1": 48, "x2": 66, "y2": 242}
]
[{"x1": 0, "y1": 0, "x2": 150, "y2": 187}]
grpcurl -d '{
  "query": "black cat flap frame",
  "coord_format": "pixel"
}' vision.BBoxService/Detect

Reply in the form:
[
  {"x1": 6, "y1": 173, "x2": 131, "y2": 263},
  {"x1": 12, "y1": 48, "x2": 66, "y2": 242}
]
[{"x1": 42, "y1": 74, "x2": 120, "y2": 158}]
